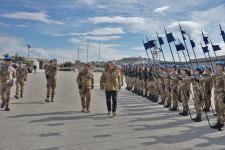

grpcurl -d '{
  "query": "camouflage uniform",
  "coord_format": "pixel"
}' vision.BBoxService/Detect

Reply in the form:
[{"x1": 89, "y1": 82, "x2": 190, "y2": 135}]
[
  {"x1": 169, "y1": 72, "x2": 179, "y2": 110},
  {"x1": 0, "y1": 63, "x2": 16, "y2": 111},
  {"x1": 212, "y1": 74, "x2": 225, "y2": 127},
  {"x1": 158, "y1": 71, "x2": 166, "y2": 104},
  {"x1": 45, "y1": 63, "x2": 58, "y2": 102},
  {"x1": 201, "y1": 74, "x2": 213, "y2": 111},
  {"x1": 76, "y1": 70, "x2": 94, "y2": 112},
  {"x1": 15, "y1": 65, "x2": 28, "y2": 98},
  {"x1": 180, "y1": 77, "x2": 190, "y2": 115}
]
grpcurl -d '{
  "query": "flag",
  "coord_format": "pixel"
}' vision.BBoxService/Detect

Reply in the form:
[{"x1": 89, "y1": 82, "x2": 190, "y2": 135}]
[
  {"x1": 201, "y1": 30, "x2": 209, "y2": 45},
  {"x1": 175, "y1": 43, "x2": 185, "y2": 51},
  {"x1": 27, "y1": 44, "x2": 31, "y2": 49},
  {"x1": 179, "y1": 23, "x2": 187, "y2": 40},
  {"x1": 143, "y1": 40, "x2": 149, "y2": 50},
  {"x1": 148, "y1": 40, "x2": 156, "y2": 48},
  {"x1": 166, "y1": 33, "x2": 175, "y2": 43},
  {"x1": 212, "y1": 44, "x2": 221, "y2": 51},
  {"x1": 202, "y1": 45, "x2": 209, "y2": 53},
  {"x1": 219, "y1": 24, "x2": 225, "y2": 42},
  {"x1": 190, "y1": 39, "x2": 195, "y2": 48},
  {"x1": 158, "y1": 36, "x2": 164, "y2": 45}
]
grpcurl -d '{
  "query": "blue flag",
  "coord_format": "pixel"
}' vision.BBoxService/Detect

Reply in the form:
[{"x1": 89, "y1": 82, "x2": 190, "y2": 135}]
[
  {"x1": 148, "y1": 40, "x2": 156, "y2": 48},
  {"x1": 175, "y1": 43, "x2": 185, "y2": 51},
  {"x1": 143, "y1": 41, "x2": 149, "y2": 50},
  {"x1": 190, "y1": 40, "x2": 195, "y2": 48},
  {"x1": 202, "y1": 45, "x2": 209, "y2": 53},
  {"x1": 27, "y1": 44, "x2": 31, "y2": 49},
  {"x1": 179, "y1": 23, "x2": 186, "y2": 40},
  {"x1": 166, "y1": 33, "x2": 175, "y2": 43},
  {"x1": 201, "y1": 30, "x2": 209, "y2": 45},
  {"x1": 158, "y1": 37, "x2": 164, "y2": 45},
  {"x1": 212, "y1": 44, "x2": 221, "y2": 51}
]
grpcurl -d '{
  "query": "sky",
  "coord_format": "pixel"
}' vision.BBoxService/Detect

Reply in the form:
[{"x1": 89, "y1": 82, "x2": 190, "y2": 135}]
[{"x1": 0, "y1": 0, "x2": 225, "y2": 62}]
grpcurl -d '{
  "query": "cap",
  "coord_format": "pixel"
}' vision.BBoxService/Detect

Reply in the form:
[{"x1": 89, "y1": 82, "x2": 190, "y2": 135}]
[
  {"x1": 4, "y1": 56, "x2": 12, "y2": 61},
  {"x1": 215, "y1": 61, "x2": 225, "y2": 66}
]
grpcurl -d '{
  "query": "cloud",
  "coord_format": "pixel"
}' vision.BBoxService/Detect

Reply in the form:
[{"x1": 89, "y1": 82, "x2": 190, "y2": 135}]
[
  {"x1": 83, "y1": 35, "x2": 122, "y2": 41},
  {"x1": 153, "y1": 6, "x2": 170, "y2": 13},
  {"x1": 0, "y1": 22, "x2": 29, "y2": 28},
  {"x1": 1, "y1": 11, "x2": 64, "y2": 25}
]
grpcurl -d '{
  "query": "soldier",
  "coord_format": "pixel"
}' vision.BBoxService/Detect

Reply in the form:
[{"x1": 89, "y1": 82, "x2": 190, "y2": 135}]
[
  {"x1": 211, "y1": 61, "x2": 225, "y2": 131},
  {"x1": 179, "y1": 67, "x2": 191, "y2": 116},
  {"x1": 158, "y1": 65, "x2": 166, "y2": 105},
  {"x1": 100, "y1": 61, "x2": 121, "y2": 117},
  {"x1": 201, "y1": 66, "x2": 213, "y2": 112},
  {"x1": 14, "y1": 61, "x2": 28, "y2": 99},
  {"x1": 190, "y1": 66, "x2": 204, "y2": 122},
  {"x1": 0, "y1": 56, "x2": 16, "y2": 111},
  {"x1": 76, "y1": 63, "x2": 94, "y2": 113},
  {"x1": 169, "y1": 65, "x2": 179, "y2": 111},
  {"x1": 45, "y1": 59, "x2": 58, "y2": 102}
]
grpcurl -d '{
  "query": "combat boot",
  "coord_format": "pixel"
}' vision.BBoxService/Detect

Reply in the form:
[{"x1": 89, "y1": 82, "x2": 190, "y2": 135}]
[
  {"x1": 140, "y1": 91, "x2": 143, "y2": 96},
  {"x1": 5, "y1": 105, "x2": 10, "y2": 111},
  {"x1": 148, "y1": 94, "x2": 152, "y2": 101},
  {"x1": 211, "y1": 122, "x2": 219, "y2": 129},
  {"x1": 169, "y1": 107, "x2": 177, "y2": 111},
  {"x1": 45, "y1": 97, "x2": 50, "y2": 103},
  {"x1": 203, "y1": 107, "x2": 210, "y2": 112},
  {"x1": 86, "y1": 108, "x2": 90, "y2": 113},
  {"x1": 14, "y1": 95, "x2": 19, "y2": 99},
  {"x1": 164, "y1": 103, "x2": 171, "y2": 108},
  {"x1": 158, "y1": 100, "x2": 165, "y2": 105},
  {"x1": 192, "y1": 115, "x2": 202, "y2": 122},
  {"x1": 51, "y1": 96, "x2": 54, "y2": 102},
  {"x1": 153, "y1": 96, "x2": 158, "y2": 102},
  {"x1": 143, "y1": 93, "x2": 147, "y2": 98},
  {"x1": 1, "y1": 102, "x2": 5, "y2": 108},
  {"x1": 112, "y1": 112, "x2": 117, "y2": 117},
  {"x1": 20, "y1": 93, "x2": 23, "y2": 98},
  {"x1": 180, "y1": 111, "x2": 188, "y2": 116},
  {"x1": 217, "y1": 123, "x2": 224, "y2": 131}
]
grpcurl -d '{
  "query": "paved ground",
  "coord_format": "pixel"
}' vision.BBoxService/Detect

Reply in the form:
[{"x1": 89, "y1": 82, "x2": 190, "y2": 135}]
[{"x1": 0, "y1": 72, "x2": 224, "y2": 150}]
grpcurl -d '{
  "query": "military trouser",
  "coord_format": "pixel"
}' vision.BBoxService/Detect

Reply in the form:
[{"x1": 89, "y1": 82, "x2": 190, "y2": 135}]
[
  {"x1": 158, "y1": 83, "x2": 165, "y2": 102},
  {"x1": 1, "y1": 83, "x2": 12, "y2": 105},
  {"x1": 105, "y1": 91, "x2": 117, "y2": 112},
  {"x1": 170, "y1": 86, "x2": 178, "y2": 108},
  {"x1": 203, "y1": 89, "x2": 211, "y2": 109},
  {"x1": 16, "y1": 80, "x2": 25, "y2": 96},
  {"x1": 147, "y1": 80, "x2": 154, "y2": 95},
  {"x1": 193, "y1": 90, "x2": 202, "y2": 116},
  {"x1": 181, "y1": 90, "x2": 189, "y2": 112},
  {"x1": 79, "y1": 88, "x2": 92, "y2": 109},
  {"x1": 165, "y1": 86, "x2": 171, "y2": 105},
  {"x1": 46, "y1": 78, "x2": 56, "y2": 99},
  {"x1": 214, "y1": 93, "x2": 225, "y2": 124}
]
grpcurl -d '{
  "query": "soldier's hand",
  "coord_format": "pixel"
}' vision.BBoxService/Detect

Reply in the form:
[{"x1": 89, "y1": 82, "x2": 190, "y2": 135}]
[
  {"x1": 91, "y1": 85, "x2": 94, "y2": 89},
  {"x1": 78, "y1": 85, "x2": 82, "y2": 89},
  {"x1": 223, "y1": 96, "x2": 225, "y2": 104}
]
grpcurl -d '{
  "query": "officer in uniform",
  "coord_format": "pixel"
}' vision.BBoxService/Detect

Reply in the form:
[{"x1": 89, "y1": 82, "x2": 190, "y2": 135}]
[
  {"x1": 14, "y1": 61, "x2": 28, "y2": 99},
  {"x1": 76, "y1": 63, "x2": 94, "y2": 113},
  {"x1": 169, "y1": 65, "x2": 179, "y2": 111},
  {"x1": 0, "y1": 56, "x2": 16, "y2": 111},
  {"x1": 100, "y1": 61, "x2": 121, "y2": 117},
  {"x1": 211, "y1": 61, "x2": 225, "y2": 131},
  {"x1": 45, "y1": 59, "x2": 58, "y2": 102}
]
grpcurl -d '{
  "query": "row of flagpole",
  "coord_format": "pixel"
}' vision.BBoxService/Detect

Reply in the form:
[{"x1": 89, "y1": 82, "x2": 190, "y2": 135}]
[{"x1": 143, "y1": 23, "x2": 225, "y2": 69}]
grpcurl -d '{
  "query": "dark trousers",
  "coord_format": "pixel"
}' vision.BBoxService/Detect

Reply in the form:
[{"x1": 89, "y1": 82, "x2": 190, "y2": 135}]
[{"x1": 105, "y1": 91, "x2": 118, "y2": 112}]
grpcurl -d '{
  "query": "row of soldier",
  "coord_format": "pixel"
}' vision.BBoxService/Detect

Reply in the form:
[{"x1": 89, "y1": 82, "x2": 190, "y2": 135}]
[{"x1": 123, "y1": 62, "x2": 225, "y2": 131}]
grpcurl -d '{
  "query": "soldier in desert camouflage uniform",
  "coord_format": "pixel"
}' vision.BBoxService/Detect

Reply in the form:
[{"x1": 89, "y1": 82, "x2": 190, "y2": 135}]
[
  {"x1": 211, "y1": 61, "x2": 225, "y2": 131},
  {"x1": 45, "y1": 59, "x2": 58, "y2": 102},
  {"x1": 0, "y1": 56, "x2": 16, "y2": 111},
  {"x1": 14, "y1": 61, "x2": 28, "y2": 99},
  {"x1": 76, "y1": 63, "x2": 94, "y2": 113}
]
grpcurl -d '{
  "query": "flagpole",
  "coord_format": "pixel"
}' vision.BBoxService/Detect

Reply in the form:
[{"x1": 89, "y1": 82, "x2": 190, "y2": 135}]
[
  {"x1": 27, "y1": 46, "x2": 30, "y2": 59},
  {"x1": 179, "y1": 23, "x2": 193, "y2": 69},
  {"x1": 188, "y1": 34, "x2": 199, "y2": 65},
  {"x1": 156, "y1": 32, "x2": 166, "y2": 62},
  {"x1": 200, "y1": 42, "x2": 214, "y2": 72},
  {"x1": 164, "y1": 27, "x2": 176, "y2": 63},
  {"x1": 146, "y1": 36, "x2": 156, "y2": 65}
]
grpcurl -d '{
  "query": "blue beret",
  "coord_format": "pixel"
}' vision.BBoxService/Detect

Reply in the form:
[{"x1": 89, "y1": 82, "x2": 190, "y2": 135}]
[
  {"x1": 194, "y1": 66, "x2": 203, "y2": 72},
  {"x1": 4, "y1": 56, "x2": 12, "y2": 61},
  {"x1": 215, "y1": 61, "x2": 225, "y2": 66}
]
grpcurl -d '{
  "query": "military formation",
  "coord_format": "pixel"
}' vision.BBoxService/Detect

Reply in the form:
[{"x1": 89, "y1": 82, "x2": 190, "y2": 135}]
[{"x1": 123, "y1": 62, "x2": 225, "y2": 131}]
